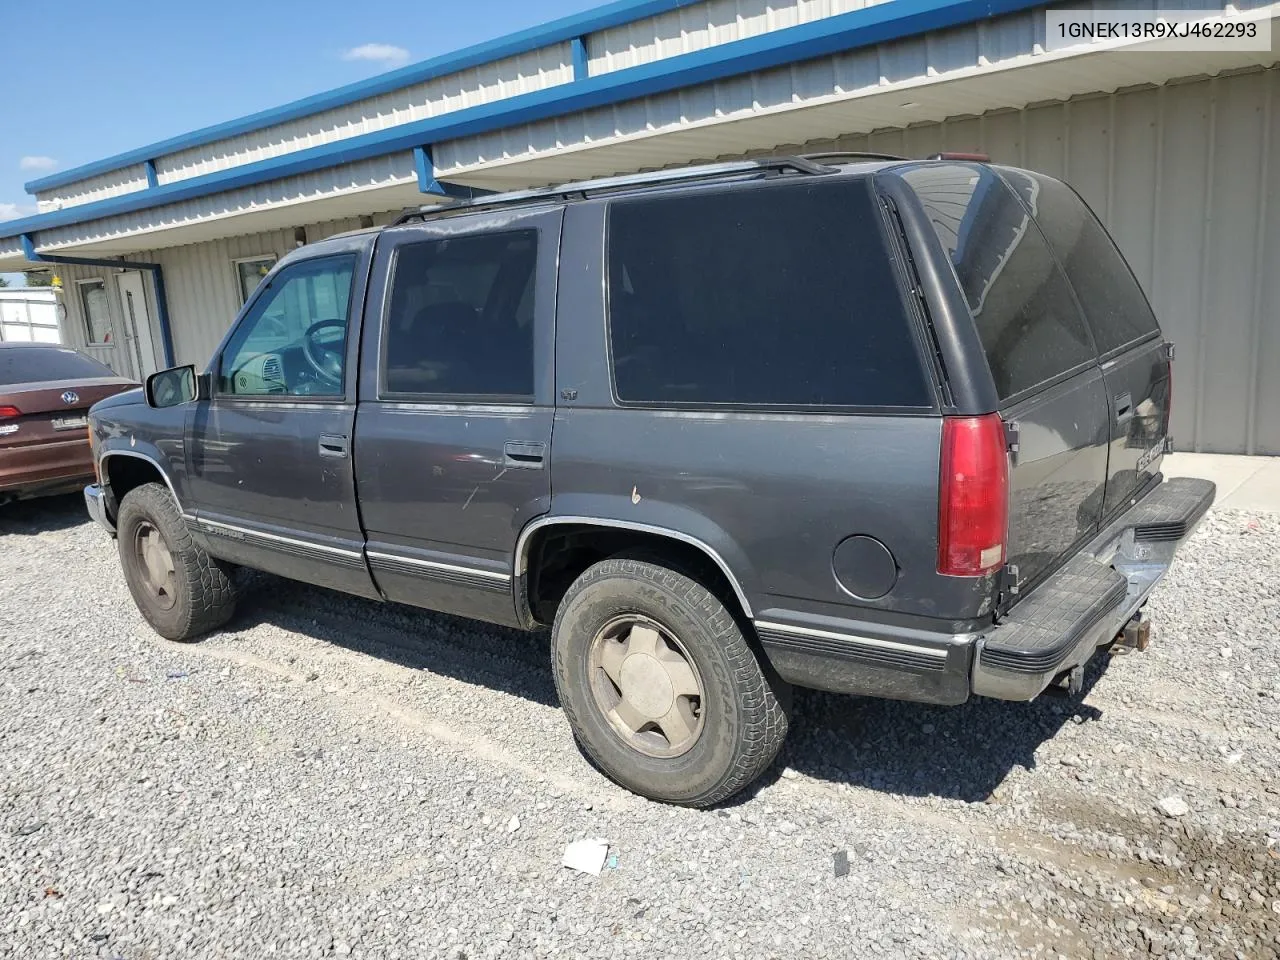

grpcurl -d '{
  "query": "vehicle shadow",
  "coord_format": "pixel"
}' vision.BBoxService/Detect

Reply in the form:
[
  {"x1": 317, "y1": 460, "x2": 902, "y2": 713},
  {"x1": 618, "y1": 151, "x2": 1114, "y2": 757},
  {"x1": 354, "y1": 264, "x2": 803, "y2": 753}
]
[
  {"x1": 226, "y1": 567, "x2": 1116, "y2": 805},
  {"x1": 761, "y1": 651, "x2": 1112, "y2": 805},
  {"x1": 229, "y1": 569, "x2": 560, "y2": 708},
  {"x1": 0, "y1": 493, "x2": 91, "y2": 535}
]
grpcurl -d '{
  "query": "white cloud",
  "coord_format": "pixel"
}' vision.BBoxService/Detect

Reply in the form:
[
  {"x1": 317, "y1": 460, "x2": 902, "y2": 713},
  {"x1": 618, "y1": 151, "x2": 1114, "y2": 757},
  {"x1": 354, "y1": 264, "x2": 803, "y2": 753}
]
[
  {"x1": 342, "y1": 43, "x2": 410, "y2": 67},
  {"x1": 0, "y1": 202, "x2": 37, "y2": 221},
  {"x1": 19, "y1": 155, "x2": 58, "y2": 172}
]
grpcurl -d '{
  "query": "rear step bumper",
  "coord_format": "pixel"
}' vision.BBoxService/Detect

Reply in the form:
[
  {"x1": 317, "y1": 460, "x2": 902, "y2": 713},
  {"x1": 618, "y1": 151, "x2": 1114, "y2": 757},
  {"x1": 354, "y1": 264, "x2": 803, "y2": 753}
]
[{"x1": 972, "y1": 476, "x2": 1216, "y2": 700}]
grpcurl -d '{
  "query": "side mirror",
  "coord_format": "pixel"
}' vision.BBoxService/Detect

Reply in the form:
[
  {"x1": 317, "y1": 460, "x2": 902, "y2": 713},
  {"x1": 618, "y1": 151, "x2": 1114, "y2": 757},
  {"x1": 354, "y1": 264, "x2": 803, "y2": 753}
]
[{"x1": 145, "y1": 365, "x2": 208, "y2": 408}]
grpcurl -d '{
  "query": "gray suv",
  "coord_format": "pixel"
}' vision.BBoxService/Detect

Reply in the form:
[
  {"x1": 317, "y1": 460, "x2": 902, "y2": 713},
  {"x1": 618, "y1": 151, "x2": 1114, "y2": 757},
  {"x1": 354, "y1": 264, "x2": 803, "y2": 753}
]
[{"x1": 84, "y1": 155, "x2": 1214, "y2": 806}]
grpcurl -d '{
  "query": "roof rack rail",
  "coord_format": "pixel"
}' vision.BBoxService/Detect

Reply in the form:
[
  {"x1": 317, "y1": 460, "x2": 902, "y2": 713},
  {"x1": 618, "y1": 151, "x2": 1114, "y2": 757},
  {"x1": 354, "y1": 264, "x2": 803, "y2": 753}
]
[
  {"x1": 801, "y1": 151, "x2": 907, "y2": 163},
  {"x1": 391, "y1": 155, "x2": 836, "y2": 226},
  {"x1": 927, "y1": 151, "x2": 990, "y2": 162}
]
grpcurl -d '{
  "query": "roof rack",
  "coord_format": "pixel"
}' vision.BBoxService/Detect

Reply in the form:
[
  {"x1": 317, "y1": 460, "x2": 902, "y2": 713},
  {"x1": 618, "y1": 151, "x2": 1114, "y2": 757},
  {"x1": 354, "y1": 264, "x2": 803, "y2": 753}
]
[
  {"x1": 801, "y1": 151, "x2": 907, "y2": 163},
  {"x1": 391, "y1": 155, "x2": 837, "y2": 226}
]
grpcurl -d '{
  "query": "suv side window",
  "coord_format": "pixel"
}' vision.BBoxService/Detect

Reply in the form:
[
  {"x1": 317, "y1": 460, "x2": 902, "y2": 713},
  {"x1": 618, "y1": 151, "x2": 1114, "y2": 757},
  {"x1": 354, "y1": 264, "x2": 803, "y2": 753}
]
[
  {"x1": 605, "y1": 178, "x2": 931, "y2": 409},
  {"x1": 1002, "y1": 169, "x2": 1161, "y2": 356},
  {"x1": 903, "y1": 164, "x2": 1096, "y2": 401},
  {"x1": 381, "y1": 230, "x2": 537, "y2": 400},
  {"x1": 218, "y1": 255, "x2": 356, "y2": 397}
]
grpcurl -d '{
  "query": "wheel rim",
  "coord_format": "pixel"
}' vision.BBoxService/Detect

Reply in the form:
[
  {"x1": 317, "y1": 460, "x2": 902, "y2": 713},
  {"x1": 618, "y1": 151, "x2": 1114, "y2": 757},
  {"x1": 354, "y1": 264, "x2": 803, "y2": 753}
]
[
  {"x1": 587, "y1": 614, "x2": 705, "y2": 758},
  {"x1": 133, "y1": 520, "x2": 178, "y2": 612}
]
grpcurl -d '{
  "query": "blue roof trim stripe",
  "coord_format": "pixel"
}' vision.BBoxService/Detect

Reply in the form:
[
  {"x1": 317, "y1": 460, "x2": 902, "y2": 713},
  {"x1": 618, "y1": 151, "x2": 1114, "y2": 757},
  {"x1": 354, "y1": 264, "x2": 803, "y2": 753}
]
[
  {"x1": 24, "y1": 0, "x2": 702, "y2": 194},
  {"x1": 5, "y1": 0, "x2": 1044, "y2": 242}
]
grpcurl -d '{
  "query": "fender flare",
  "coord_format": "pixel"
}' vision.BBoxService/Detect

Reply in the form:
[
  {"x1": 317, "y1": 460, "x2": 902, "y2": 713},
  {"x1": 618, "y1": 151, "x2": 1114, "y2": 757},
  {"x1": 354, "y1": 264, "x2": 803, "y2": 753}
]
[
  {"x1": 514, "y1": 511, "x2": 757, "y2": 619},
  {"x1": 98, "y1": 447, "x2": 185, "y2": 513}
]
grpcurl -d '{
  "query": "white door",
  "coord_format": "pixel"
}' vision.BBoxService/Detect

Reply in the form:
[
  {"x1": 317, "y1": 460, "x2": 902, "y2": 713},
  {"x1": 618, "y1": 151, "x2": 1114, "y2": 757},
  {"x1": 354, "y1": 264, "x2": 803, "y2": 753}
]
[{"x1": 115, "y1": 271, "x2": 159, "y2": 380}]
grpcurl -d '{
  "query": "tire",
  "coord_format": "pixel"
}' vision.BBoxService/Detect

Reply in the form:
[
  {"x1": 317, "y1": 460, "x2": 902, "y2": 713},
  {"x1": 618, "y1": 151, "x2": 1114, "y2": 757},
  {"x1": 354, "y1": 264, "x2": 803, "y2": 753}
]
[
  {"x1": 116, "y1": 482, "x2": 237, "y2": 641},
  {"x1": 551, "y1": 557, "x2": 788, "y2": 807}
]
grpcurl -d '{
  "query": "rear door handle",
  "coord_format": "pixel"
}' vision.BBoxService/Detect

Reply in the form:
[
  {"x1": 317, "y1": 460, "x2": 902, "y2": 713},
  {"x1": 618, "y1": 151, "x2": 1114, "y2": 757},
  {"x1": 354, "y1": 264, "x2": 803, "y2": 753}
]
[
  {"x1": 318, "y1": 434, "x2": 349, "y2": 458},
  {"x1": 503, "y1": 440, "x2": 546, "y2": 469}
]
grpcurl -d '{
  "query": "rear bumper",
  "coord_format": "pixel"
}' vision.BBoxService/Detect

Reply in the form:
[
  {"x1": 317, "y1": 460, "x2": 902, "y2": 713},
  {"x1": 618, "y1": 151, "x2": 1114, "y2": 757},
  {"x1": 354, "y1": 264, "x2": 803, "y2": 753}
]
[
  {"x1": 84, "y1": 483, "x2": 116, "y2": 535},
  {"x1": 755, "y1": 475, "x2": 1215, "y2": 705},
  {"x1": 0, "y1": 438, "x2": 94, "y2": 499},
  {"x1": 971, "y1": 476, "x2": 1216, "y2": 700}
]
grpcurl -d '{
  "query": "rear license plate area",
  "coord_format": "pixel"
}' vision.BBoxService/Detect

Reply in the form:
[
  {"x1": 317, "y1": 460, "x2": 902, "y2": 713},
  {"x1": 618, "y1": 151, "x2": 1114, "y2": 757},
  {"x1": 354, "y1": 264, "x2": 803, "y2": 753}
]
[{"x1": 51, "y1": 416, "x2": 89, "y2": 431}]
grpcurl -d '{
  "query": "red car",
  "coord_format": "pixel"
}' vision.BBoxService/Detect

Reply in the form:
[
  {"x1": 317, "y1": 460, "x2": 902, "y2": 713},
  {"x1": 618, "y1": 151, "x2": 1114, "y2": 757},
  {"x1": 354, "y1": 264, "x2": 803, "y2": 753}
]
[{"x1": 0, "y1": 343, "x2": 137, "y2": 504}]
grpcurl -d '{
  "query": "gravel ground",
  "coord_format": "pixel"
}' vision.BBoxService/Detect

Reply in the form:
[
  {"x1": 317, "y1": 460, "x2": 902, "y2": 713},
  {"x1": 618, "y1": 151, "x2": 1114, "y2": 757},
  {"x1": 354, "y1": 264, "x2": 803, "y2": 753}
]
[{"x1": 1, "y1": 496, "x2": 1277, "y2": 959}]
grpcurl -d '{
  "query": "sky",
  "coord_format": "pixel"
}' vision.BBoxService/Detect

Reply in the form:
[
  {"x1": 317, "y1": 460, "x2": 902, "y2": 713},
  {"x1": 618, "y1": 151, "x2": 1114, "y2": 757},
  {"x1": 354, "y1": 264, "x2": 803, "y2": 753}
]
[{"x1": 0, "y1": 0, "x2": 602, "y2": 285}]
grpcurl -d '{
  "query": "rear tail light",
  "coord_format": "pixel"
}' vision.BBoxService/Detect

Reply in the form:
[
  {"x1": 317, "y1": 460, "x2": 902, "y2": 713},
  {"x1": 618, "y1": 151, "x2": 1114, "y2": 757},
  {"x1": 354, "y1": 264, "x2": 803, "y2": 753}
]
[
  {"x1": 0, "y1": 405, "x2": 20, "y2": 420},
  {"x1": 937, "y1": 413, "x2": 1009, "y2": 577},
  {"x1": 1165, "y1": 355, "x2": 1174, "y2": 437}
]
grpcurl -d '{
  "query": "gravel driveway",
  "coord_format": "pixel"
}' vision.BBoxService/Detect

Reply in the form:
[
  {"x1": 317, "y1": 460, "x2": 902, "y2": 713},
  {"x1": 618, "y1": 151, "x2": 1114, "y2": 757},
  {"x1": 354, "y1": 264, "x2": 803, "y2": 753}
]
[{"x1": 2, "y1": 496, "x2": 1277, "y2": 959}]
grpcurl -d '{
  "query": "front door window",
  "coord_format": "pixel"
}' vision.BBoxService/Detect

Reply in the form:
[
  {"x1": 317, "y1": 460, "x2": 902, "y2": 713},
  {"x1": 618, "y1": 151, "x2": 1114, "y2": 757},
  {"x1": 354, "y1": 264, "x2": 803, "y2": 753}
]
[{"x1": 218, "y1": 255, "x2": 356, "y2": 397}]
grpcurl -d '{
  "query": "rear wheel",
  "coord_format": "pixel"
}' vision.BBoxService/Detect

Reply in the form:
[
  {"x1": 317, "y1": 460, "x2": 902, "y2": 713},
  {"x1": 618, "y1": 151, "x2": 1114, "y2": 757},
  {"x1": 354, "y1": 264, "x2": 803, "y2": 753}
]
[
  {"x1": 117, "y1": 482, "x2": 237, "y2": 641},
  {"x1": 551, "y1": 557, "x2": 788, "y2": 806}
]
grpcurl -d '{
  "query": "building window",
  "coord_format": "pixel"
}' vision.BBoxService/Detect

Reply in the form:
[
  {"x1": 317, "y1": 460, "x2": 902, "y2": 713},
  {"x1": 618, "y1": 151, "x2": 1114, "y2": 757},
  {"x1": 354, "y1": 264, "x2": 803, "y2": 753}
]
[
  {"x1": 77, "y1": 279, "x2": 113, "y2": 345},
  {"x1": 234, "y1": 256, "x2": 277, "y2": 305}
]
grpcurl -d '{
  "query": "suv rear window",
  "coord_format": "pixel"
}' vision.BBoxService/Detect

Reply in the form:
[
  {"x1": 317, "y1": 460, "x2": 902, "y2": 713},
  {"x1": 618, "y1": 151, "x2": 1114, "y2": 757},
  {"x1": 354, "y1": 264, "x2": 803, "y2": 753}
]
[
  {"x1": 605, "y1": 178, "x2": 931, "y2": 409},
  {"x1": 0, "y1": 346, "x2": 117, "y2": 386},
  {"x1": 902, "y1": 164, "x2": 1095, "y2": 401},
  {"x1": 1001, "y1": 168, "x2": 1160, "y2": 356}
]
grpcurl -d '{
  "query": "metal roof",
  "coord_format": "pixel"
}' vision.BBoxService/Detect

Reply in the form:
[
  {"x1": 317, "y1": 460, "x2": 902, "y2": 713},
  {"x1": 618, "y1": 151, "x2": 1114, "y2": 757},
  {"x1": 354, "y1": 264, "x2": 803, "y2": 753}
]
[{"x1": 2, "y1": 0, "x2": 1048, "y2": 242}]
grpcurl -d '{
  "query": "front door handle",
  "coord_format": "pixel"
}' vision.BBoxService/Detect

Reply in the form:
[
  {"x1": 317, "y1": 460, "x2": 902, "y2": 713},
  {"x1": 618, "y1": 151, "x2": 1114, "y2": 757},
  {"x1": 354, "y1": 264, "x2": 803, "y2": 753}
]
[
  {"x1": 503, "y1": 440, "x2": 546, "y2": 469},
  {"x1": 318, "y1": 434, "x2": 349, "y2": 458}
]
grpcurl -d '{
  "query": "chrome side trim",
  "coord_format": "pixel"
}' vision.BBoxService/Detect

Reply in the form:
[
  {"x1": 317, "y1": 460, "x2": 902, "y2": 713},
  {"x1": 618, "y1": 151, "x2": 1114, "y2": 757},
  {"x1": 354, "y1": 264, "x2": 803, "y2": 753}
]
[
  {"x1": 752, "y1": 619, "x2": 950, "y2": 660},
  {"x1": 513, "y1": 515, "x2": 754, "y2": 618},
  {"x1": 197, "y1": 517, "x2": 363, "y2": 558},
  {"x1": 366, "y1": 549, "x2": 510, "y2": 581},
  {"x1": 100, "y1": 450, "x2": 183, "y2": 511}
]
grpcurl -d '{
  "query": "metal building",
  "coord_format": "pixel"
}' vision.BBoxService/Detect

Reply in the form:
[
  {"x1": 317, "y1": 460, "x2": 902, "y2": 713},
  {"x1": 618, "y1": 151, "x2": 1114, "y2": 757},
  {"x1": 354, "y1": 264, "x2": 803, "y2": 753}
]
[{"x1": 1, "y1": 0, "x2": 1277, "y2": 451}]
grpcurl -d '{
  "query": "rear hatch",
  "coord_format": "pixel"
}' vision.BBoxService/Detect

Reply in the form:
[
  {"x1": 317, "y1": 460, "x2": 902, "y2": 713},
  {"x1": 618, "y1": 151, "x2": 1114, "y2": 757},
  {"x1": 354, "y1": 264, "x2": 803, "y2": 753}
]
[
  {"x1": 997, "y1": 168, "x2": 1171, "y2": 519},
  {"x1": 899, "y1": 163, "x2": 1112, "y2": 595}
]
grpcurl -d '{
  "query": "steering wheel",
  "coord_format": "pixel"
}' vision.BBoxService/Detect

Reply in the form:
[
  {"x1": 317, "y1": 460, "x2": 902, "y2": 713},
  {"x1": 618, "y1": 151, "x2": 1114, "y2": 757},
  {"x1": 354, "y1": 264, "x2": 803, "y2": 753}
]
[{"x1": 301, "y1": 318, "x2": 345, "y2": 386}]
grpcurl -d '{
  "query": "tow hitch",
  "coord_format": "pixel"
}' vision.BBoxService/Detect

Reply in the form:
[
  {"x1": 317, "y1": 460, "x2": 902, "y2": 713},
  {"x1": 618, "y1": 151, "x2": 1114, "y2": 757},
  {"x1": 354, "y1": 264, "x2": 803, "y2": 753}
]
[{"x1": 1111, "y1": 613, "x2": 1152, "y2": 654}]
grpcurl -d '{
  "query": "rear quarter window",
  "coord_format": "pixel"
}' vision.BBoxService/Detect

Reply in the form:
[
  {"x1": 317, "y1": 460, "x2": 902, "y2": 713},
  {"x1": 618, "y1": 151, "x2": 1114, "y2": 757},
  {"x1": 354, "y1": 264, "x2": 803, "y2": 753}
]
[
  {"x1": 1000, "y1": 168, "x2": 1161, "y2": 356},
  {"x1": 902, "y1": 164, "x2": 1096, "y2": 401},
  {"x1": 605, "y1": 177, "x2": 932, "y2": 409}
]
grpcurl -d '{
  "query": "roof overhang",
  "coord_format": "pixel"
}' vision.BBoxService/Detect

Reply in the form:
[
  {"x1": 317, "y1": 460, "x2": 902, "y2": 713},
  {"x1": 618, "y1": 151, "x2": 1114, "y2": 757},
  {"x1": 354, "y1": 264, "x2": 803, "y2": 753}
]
[{"x1": 2, "y1": 1, "x2": 1276, "y2": 271}]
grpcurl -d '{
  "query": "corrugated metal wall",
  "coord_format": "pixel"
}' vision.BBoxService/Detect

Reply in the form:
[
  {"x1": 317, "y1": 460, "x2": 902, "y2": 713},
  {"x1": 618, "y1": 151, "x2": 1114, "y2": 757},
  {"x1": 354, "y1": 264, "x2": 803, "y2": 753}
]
[
  {"x1": 34, "y1": 163, "x2": 151, "y2": 212},
  {"x1": 37, "y1": 152, "x2": 419, "y2": 252},
  {"x1": 758, "y1": 66, "x2": 1279, "y2": 455},
  {"x1": 586, "y1": 0, "x2": 877, "y2": 73}
]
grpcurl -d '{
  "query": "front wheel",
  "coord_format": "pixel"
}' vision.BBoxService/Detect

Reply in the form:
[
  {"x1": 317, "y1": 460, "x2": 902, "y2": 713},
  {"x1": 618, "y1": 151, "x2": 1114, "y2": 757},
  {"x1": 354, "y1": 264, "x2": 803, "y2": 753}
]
[
  {"x1": 117, "y1": 482, "x2": 237, "y2": 641},
  {"x1": 551, "y1": 557, "x2": 788, "y2": 807}
]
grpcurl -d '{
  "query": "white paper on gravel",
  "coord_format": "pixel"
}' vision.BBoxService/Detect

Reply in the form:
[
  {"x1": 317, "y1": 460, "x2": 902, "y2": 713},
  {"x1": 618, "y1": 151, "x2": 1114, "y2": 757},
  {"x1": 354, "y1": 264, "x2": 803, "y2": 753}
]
[{"x1": 562, "y1": 838, "x2": 609, "y2": 875}]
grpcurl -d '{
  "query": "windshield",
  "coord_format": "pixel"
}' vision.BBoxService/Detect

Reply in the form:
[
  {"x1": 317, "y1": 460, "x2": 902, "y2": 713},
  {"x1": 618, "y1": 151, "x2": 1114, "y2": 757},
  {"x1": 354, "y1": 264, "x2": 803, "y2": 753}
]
[{"x1": 0, "y1": 346, "x2": 118, "y2": 386}]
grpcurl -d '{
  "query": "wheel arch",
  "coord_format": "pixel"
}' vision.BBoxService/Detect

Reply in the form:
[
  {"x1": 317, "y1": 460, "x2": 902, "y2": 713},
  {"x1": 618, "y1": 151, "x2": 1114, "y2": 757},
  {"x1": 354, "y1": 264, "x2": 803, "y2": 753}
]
[
  {"x1": 515, "y1": 515, "x2": 756, "y2": 628},
  {"x1": 101, "y1": 449, "x2": 183, "y2": 514}
]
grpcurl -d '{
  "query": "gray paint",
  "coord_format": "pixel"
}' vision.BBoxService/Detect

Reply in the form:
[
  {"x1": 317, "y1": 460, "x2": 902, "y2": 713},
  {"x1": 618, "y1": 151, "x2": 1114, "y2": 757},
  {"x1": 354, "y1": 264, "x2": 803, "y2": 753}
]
[{"x1": 84, "y1": 160, "x2": 1206, "y2": 710}]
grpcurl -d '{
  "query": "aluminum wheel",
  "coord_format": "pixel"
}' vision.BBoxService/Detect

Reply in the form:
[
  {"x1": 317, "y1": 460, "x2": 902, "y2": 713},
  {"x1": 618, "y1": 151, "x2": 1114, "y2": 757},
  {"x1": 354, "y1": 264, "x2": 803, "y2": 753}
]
[
  {"x1": 133, "y1": 520, "x2": 177, "y2": 612},
  {"x1": 587, "y1": 614, "x2": 705, "y2": 758}
]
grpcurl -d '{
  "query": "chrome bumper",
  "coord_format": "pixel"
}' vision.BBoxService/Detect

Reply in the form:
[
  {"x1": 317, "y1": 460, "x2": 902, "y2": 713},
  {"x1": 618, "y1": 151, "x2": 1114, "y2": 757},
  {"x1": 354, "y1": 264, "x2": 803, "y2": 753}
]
[{"x1": 84, "y1": 483, "x2": 116, "y2": 536}]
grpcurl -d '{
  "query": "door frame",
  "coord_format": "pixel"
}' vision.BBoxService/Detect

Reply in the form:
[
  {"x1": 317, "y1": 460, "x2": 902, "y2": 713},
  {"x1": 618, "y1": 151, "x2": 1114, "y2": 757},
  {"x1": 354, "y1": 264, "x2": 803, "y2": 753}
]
[{"x1": 115, "y1": 270, "x2": 159, "y2": 380}]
